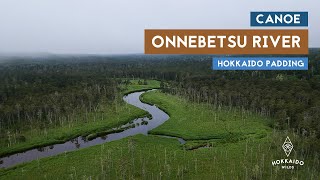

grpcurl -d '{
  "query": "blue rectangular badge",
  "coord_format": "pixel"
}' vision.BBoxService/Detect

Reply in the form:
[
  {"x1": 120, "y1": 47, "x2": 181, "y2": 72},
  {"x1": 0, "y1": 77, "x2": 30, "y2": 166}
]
[
  {"x1": 251, "y1": 12, "x2": 308, "y2": 26},
  {"x1": 212, "y1": 57, "x2": 308, "y2": 70}
]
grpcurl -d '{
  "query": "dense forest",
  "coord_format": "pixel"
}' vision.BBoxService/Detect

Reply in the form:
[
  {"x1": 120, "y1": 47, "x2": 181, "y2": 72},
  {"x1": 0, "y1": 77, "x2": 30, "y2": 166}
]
[{"x1": 0, "y1": 49, "x2": 319, "y2": 157}]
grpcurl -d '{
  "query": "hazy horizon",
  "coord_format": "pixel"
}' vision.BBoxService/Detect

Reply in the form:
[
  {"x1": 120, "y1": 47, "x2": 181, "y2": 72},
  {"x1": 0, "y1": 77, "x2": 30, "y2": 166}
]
[{"x1": 0, "y1": 0, "x2": 319, "y2": 54}]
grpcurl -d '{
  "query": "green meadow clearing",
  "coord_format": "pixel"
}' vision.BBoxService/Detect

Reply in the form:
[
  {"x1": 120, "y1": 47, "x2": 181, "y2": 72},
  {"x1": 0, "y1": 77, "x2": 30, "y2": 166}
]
[
  {"x1": 1, "y1": 89, "x2": 319, "y2": 179},
  {"x1": 121, "y1": 79, "x2": 161, "y2": 94},
  {"x1": 141, "y1": 91, "x2": 272, "y2": 141}
]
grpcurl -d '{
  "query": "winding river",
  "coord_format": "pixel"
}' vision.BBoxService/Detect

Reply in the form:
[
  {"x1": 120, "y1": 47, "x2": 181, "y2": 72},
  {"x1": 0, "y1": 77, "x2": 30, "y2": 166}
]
[{"x1": 0, "y1": 90, "x2": 185, "y2": 168}]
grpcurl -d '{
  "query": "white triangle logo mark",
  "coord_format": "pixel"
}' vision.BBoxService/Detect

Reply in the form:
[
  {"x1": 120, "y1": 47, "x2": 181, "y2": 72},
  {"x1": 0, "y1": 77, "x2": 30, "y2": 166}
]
[{"x1": 282, "y1": 136, "x2": 294, "y2": 157}]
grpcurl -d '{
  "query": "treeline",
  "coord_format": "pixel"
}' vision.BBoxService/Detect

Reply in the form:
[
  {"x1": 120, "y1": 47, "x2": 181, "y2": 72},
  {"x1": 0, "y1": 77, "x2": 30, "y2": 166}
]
[
  {"x1": 0, "y1": 66, "x2": 119, "y2": 137},
  {"x1": 1, "y1": 50, "x2": 319, "y2": 82}
]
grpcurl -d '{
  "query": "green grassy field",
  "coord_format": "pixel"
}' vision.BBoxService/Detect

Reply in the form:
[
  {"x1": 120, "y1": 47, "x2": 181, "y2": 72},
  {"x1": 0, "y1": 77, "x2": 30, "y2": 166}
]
[
  {"x1": 141, "y1": 91, "x2": 272, "y2": 141},
  {"x1": 121, "y1": 79, "x2": 161, "y2": 94},
  {"x1": 0, "y1": 80, "x2": 159, "y2": 157},
  {"x1": 1, "y1": 135, "x2": 317, "y2": 179},
  {"x1": 0, "y1": 135, "x2": 278, "y2": 179},
  {"x1": 1, "y1": 90, "x2": 318, "y2": 179}
]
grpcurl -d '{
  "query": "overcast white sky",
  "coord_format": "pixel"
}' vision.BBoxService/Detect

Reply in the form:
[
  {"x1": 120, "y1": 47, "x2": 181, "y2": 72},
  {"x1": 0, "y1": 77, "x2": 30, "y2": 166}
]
[{"x1": 0, "y1": 0, "x2": 318, "y2": 54}]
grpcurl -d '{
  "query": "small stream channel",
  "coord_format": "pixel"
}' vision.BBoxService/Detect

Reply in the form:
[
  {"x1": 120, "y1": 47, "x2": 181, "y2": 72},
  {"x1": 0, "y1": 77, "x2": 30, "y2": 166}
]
[{"x1": 0, "y1": 90, "x2": 185, "y2": 168}]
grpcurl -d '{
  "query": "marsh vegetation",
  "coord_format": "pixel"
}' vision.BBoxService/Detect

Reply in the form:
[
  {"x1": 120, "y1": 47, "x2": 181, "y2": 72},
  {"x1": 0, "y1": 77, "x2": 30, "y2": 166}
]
[{"x1": 0, "y1": 51, "x2": 320, "y2": 179}]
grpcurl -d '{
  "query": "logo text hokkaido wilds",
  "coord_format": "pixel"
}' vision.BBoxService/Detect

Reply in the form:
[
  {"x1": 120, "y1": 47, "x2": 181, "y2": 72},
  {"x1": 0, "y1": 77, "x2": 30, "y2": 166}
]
[{"x1": 271, "y1": 136, "x2": 304, "y2": 169}]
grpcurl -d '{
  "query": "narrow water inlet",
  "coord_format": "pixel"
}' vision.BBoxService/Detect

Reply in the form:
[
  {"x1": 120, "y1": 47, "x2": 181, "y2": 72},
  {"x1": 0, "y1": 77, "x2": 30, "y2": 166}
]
[{"x1": 0, "y1": 90, "x2": 185, "y2": 168}]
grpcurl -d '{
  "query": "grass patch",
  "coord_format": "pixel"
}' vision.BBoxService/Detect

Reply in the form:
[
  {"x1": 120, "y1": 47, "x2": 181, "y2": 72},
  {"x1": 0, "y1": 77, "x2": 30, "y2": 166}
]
[
  {"x1": 121, "y1": 79, "x2": 161, "y2": 95},
  {"x1": 141, "y1": 91, "x2": 272, "y2": 141},
  {"x1": 1, "y1": 134, "x2": 318, "y2": 179}
]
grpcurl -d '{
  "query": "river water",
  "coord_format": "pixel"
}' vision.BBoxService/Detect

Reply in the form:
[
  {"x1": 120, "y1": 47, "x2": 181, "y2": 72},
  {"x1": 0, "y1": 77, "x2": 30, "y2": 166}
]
[{"x1": 0, "y1": 90, "x2": 185, "y2": 168}]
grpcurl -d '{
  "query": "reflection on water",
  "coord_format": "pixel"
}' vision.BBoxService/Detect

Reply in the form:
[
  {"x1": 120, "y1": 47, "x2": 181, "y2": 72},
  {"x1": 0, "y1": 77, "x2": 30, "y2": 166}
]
[{"x1": 0, "y1": 90, "x2": 183, "y2": 168}]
